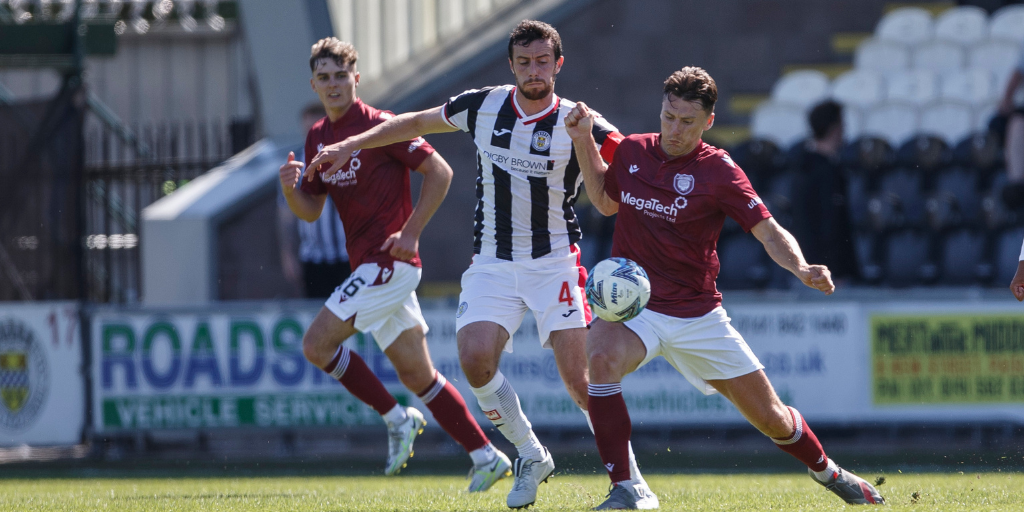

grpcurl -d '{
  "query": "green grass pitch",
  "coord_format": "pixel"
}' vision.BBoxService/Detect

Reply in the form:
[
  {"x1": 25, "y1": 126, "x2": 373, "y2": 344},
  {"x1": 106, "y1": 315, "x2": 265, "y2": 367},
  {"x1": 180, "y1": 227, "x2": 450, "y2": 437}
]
[{"x1": 0, "y1": 472, "x2": 1021, "y2": 511}]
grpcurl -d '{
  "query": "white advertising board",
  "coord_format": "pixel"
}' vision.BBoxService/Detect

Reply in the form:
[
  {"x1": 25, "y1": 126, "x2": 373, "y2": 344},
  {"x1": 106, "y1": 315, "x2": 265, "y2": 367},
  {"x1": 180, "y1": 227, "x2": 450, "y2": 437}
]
[
  {"x1": 0, "y1": 302, "x2": 84, "y2": 445},
  {"x1": 91, "y1": 306, "x2": 411, "y2": 432}
]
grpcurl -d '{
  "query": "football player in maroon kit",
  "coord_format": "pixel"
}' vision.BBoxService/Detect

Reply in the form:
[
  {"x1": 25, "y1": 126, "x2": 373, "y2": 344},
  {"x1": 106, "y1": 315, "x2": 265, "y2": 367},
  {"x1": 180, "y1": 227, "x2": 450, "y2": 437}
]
[
  {"x1": 279, "y1": 38, "x2": 511, "y2": 491},
  {"x1": 565, "y1": 67, "x2": 885, "y2": 509}
]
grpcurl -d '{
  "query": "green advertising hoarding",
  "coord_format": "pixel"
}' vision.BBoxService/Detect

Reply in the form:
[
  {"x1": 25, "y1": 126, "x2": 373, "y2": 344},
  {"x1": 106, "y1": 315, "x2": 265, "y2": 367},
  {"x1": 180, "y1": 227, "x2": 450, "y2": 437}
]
[{"x1": 872, "y1": 315, "x2": 1024, "y2": 404}]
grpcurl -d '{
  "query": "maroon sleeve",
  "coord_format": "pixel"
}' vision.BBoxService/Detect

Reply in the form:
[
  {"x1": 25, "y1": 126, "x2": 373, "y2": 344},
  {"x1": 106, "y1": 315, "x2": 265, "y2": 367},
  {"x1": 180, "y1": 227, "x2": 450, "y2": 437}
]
[
  {"x1": 603, "y1": 139, "x2": 625, "y2": 200},
  {"x1": 299, "y1": 128, "x2": 327, "y2": 196},
  {"x1": 383, "y1": 135, "x2": 436, "y2": 172},
  {"x1": 714, "y1": 155, "x2": 771, "y2": 232}
]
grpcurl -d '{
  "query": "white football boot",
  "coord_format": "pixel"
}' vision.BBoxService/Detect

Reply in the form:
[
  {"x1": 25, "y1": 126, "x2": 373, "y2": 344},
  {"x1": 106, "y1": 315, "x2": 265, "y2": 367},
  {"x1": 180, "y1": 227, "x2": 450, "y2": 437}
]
[
  {"x1": 506, "y1": 447, "x2": 555, "y2": 509},
  {"x1": 384, "y1": 407, "x2": 426, "y2": 476}
]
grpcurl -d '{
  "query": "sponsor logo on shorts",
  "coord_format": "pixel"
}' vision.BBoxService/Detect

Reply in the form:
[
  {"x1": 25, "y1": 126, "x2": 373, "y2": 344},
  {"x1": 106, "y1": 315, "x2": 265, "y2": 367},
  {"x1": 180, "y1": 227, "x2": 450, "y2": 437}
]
[
  {"x1": 484, "y1": 409, "x2": 502, "y2": 421},
  {"x1": 562, "y1": 309, "x2": 577, "y2": 318},
  {"x1": 457, "y1": 302, "x2": 468, "y2": 318}
]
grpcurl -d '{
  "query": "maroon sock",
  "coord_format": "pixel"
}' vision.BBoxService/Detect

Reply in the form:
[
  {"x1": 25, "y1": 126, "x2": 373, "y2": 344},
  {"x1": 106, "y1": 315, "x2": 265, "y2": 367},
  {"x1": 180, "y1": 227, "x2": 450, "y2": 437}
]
[
  {"x1": 323, "y1": 345, "x2": 398, "y2": 415},
  {"x1": 417, "y1": 372, "x2": 489, "y2": 452},
  {"x1": 588, "y1": 383, "x2": 632, "y2": 483},
  {"x1": 771, "y1": 406, "x2": 829, "y2": 472}
]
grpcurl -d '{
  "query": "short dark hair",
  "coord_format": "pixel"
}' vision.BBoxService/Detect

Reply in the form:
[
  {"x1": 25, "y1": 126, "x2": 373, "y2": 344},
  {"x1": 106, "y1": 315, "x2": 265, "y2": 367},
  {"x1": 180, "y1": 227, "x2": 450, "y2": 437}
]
[
  {"x1": 809, "y1": 100, "x2": 843, "y2": 140},
  {"x1": 508, "y1": 20, "x2": 562, "y2": 61},
  {"x1": 309, "y1": 37, "x2": 358, "y2": 72},
  {"x1": 663, "y1": 67, "x2": 717, "y2": 114}
]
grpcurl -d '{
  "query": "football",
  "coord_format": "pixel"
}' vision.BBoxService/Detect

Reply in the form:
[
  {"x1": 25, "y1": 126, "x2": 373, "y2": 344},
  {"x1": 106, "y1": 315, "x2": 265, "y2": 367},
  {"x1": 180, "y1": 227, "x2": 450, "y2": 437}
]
[{"x1": 585, "y1": 257, "x2": 651, "y2": 322}]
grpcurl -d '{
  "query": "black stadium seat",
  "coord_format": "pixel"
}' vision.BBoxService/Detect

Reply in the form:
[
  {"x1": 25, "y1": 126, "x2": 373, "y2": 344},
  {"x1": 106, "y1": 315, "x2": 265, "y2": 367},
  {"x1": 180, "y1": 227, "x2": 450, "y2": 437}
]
[
  {"x1": 939, "y1": 229, "x2": 990, "y2": 285},
  {"x1": 716, "y1": 234, "x2": 771, "y2": 290},
  {"x1": 869, "y1": 169, "x2": 926, "y2": 231},
  {"x1": 927, "y1": 168, "x2": 980, "y2": 230},
  {"x1": 995, "y1": 227, "x2": 1024, "y2": 286},
  {"x1": 883, "y1": 229, "x2": 936, "y2": 287}
]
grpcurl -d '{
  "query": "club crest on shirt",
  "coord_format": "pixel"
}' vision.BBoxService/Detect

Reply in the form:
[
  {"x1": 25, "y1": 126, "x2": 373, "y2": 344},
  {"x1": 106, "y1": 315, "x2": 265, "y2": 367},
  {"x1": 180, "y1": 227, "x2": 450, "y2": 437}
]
[
  {"x1": 457, "y1": 302, "x2": 469, "y2": 318},
  {"x1": 531, "y1": 131, "x2": 551, "y2": 152},
  {"x1": 673, "y1": 174, "x2": 695, "y2": 196}
]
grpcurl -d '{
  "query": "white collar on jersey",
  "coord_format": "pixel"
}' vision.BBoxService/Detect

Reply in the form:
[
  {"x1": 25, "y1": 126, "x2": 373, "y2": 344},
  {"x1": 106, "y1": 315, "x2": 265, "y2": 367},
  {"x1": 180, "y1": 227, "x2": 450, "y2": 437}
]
[{"x1": 510, "y1": 87, "x2": 560, "y2": 125}]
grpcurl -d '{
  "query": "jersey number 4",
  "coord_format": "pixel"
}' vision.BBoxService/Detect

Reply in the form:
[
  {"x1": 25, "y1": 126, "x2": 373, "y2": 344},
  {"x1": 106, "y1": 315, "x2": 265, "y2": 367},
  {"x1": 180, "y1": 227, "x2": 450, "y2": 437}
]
[{"x1": 558, "y1": 281, "x2": 574, "y2": 307}]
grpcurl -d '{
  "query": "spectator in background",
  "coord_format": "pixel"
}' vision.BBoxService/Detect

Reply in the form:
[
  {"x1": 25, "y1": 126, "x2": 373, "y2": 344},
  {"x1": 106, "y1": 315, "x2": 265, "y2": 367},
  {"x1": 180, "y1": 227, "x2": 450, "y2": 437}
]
[
  {"x1": 1000, "y1": 46, "x2": 1024, "y2": 208},
  {"x1": 791, "y1": 100, "x2": 858, "y2": 283},
  {"x1": 277, "y1": 103, "x2": 351, "y2": 298}
]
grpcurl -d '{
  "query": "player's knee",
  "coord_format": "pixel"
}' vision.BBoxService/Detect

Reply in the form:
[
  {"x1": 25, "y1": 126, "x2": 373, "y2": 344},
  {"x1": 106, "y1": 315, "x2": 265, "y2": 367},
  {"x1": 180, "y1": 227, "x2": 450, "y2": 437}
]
[
  {"x1": 458, "y1": 344, "x2": 497, "y2": 387},
  {"x1": 301, "y1": 331, "x2": 329, "y2": 368},
  {"x1": 587, "y1": 346, "x2": 625, "y2": 383},
  {"x1": 396, "y1": 366, "x2": 434, "y2": 394}
]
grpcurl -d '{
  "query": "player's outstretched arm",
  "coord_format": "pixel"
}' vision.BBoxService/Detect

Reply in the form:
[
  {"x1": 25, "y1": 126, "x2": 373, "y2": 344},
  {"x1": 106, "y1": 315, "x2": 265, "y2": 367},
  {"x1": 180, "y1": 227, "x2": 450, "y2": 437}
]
[
  {"x1": 305, "y1": 106, "x2": 458, "y2": 181},
  {"x1": 380, "y1": 152, "x2": 453, "y2": 261},
  {"x1": 280, "y1": 151, "x2": 328, "y2": 222},
  {"x1": 751, "y1": 218, "x2": 834, "y2": 295},
  {"x1": 565, "y1": 102, "x2": 618, "y2": 216}
]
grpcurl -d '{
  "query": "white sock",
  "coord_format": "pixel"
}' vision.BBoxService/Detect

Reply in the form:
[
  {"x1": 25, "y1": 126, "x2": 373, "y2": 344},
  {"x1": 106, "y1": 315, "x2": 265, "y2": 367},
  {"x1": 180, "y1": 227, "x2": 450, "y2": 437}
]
[
  {"x1": 469, "y1": 443, "x2": 497, "y2": 466},
  {"x1": 812, "y1": 458, "x2": 839, "y2": 483},
  {"x1": 381, "y1": 404, "x2": 407, "y2": 426},
  {"x1": 581, "y1": 408, "x2": 645, "y2": 483},
  {"x1": 470, "y1": 371, "x2": 544, "y2": 461}
]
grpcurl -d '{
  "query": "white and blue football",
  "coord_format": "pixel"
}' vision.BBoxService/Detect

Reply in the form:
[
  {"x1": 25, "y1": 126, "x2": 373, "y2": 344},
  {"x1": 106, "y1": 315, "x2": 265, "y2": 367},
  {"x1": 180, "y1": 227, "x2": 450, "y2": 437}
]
[{"x1": 585, "y1": 257, "x2": 651, "y2": 322}]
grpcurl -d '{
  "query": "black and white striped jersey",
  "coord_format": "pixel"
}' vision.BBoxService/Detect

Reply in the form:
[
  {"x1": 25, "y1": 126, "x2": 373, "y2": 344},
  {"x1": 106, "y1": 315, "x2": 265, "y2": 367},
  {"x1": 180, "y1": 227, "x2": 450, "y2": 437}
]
[{"x1": 443, "y1": 84, "x2": 623, "y2": 261}]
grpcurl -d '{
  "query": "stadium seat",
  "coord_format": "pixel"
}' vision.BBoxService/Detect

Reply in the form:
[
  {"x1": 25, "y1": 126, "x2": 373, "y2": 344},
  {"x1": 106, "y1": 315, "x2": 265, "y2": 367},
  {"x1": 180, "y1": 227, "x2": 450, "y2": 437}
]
[
  {"x1": 831, "y1": 70, "x2": 886, "y2": 109},
  {"x1": 968, "y1": 40, "x2": 1023, "y2": 85},
  {"x1": 843, "y1": 107, "x2": 864, "y2": 142},
  {"x1": 994, "y1": 226, "x2": 1024, "y2": 285},
  {"x1": 872, "y1": 169, "x2": 927, "y2": 230},
  {"x1": 933, "y1": 6, "x2": 989, "y2": 46},
  {"x1": 763, "y1": 170, "x2": 796, "y2": 229},
  {"x1": 989, "y1": 4, "x2": 1024, "y2": 43},
  {"x1": 939, "y1": 69, "x2": 996, "y2": 106},
  {"x1": 771, "y1": 70, "x2": 831, "y2": 109},
  {"x1": 927, "y1": 168, "x2": 981, "y2": 230},
  {"x1": 855, "y1": 39, "x2": 911, "y2": 73},
  {"x1": 716, "y1": 234, "x2": 771, "y2": 289},
  {"x1": 885, "y1": 69, "x2": 939, "y2": 106},
  {"x1": 919, "y1": 101, "x2": 974, "y2": 147},
  {"x1": 939, "y1": 228, "x2": 990, "y2": 285},
  {"x1": 863, "y1": 103, "x2": 919, "y2": 149},
  {"x1": 952, "y1": 130, "x2": 1002, "y2": 171},
  {"x1": 854, "y1": 232, "x2": 883, "y2": 283},
  {"x1": 847, "y1": 172, "x2": 871, "y2": 229},
  {"x1": 883, "y1": 229, "x2": 937, "y2": 286},
  {"x1": 975, "y1": 102, "x2": 999, "y2": 133},
  {"x1": 751, "y1": 102, "x2": 809, "y2": 149},
  {"x1": 983, "y1": 172, "x2": 1019, "y2": 229},
  {"x1": 728, "y1": 139, "x2": 783, "y2": 188},
  {"x1": 875, "y1": 7, "x2": 934, "y2": 46},
  {"x1": 912, "y1": 41, "x2": 967, "y2": 73}
]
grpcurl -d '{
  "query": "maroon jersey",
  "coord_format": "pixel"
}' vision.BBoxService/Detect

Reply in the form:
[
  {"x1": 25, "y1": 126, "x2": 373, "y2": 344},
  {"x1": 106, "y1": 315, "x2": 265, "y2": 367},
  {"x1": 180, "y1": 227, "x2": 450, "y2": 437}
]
[
  {"x1": 605, "y1": 135, "x2": 771, "y2": 318},
  {"x1": 300, "y1": 99, "x2": 434, "y2": 269}
]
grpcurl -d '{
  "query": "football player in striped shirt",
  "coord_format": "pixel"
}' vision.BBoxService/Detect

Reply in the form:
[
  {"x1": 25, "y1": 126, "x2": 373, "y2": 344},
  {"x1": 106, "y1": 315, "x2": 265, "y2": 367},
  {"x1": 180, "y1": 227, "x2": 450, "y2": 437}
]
[
  {"x1": 566, "y1": 66, "x2": 885, "y2": 509},
  {"x1": 306, "y1": 21, "x2": 652, "y2": 509},
  {"x1": 281, "y1": 38, "x2": 511, "y2": 492}
]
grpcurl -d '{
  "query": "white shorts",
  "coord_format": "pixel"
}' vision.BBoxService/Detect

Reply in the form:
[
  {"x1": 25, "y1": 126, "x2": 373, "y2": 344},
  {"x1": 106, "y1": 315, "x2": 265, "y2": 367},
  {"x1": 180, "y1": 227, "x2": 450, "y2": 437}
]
[
  {"x1": 456, "y1": 245, "x2": 591, "y2": 351},
  {"x1": 324, "y1": 261, "x2": 428, "y2": 351},
  {"x1": 627, "y1": 306, "x2": 764, "y2": 396}
]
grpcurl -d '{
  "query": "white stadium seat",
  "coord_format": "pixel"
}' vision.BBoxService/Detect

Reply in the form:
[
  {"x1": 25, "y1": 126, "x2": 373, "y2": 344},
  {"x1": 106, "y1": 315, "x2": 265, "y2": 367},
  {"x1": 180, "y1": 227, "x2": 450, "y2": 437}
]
[
  {"x1": 855, "y1": 38, "x2": 911, "y2": 72},
  {"x1": 863, "y1": 103, "x2": 919, "y2": 147},
  {"x1": 751, "y1": 101, "x2": 809, "y2": 149},
  {"x1": 885, "y1": 69, "x2": 939, "y2": 106},
  {"x1": 831, "y1": 70, "x2": 886, "y2": 109},
  {"x1": 919, "y1": 101, "x2": 974, "y2": 145},
  {"x1": 875, "y1": 7, "x2": 934, "y2": 46},
  {"x1": 770, "y1": 70, "x2": 831, "y2": 109},
  {"x1": 969, "y1": 40, "x2": 1023, "y2": 86},
  {"x1": 940, "y1": 69, "x2": 996, "y2": 106},
  {"x1": 912, "y1": 41, "x2": 966, "y2": 72},
  {"x1": 934, "y1": 6, "x2": 989, "y2": 46},
  {"x1": 990, "y1": 4, "x2": 1024, "y2": 43}
]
